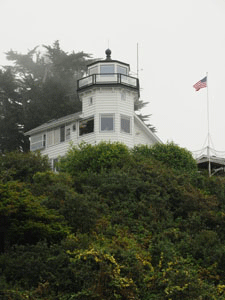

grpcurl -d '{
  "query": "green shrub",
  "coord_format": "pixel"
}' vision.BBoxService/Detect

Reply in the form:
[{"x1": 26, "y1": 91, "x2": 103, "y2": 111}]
[
  {"x1": 133, "y1": 142, "x2": 197, "y2": 173},
  {"x1": 0, "y1": 151, "x2": 50, "y2": 183},
  {"x1": 59, "y1": 141, "x2": 132, "y2": 175}
]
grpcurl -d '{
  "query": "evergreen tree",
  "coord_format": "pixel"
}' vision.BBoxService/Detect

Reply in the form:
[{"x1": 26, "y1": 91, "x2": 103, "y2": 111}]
[
  {"x1": 1, "y1": 41, "x2": 93, "y2": 152},
  {"x1": 0, "y1": 68, "x2": 27, "y2": 152}
]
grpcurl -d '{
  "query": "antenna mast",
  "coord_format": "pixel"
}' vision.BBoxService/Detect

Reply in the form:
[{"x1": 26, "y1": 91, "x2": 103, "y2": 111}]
[{"x1": 137, "y1": 43, "x2": 139, "y2": 78}]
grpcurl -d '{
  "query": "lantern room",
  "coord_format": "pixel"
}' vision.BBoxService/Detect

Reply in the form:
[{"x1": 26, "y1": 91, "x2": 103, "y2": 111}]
[{"x1": 77, "y1": 49, "x2": 139, "y2": 95}]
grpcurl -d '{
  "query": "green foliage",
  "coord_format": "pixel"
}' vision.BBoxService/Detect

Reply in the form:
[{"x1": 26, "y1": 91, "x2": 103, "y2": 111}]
[
  {"x1": 59, "y1": 141, "x2": 132, "y2": 175},
  {"x1": 1, "y1": 41, "x2": 93, "y2": 152},
  {"x1": 2, "y1": 144, "x2": 225, "y2": 299},
  {"x1": 0, "y1": 180, "x2": 69, "y2": 251},
  {"x1": 0, "y1": 151, "x2": 50, "y2": 182},
  {"x1": 0, "y1": 68, "x2": 27, "y2": 152},
  {"x1": 133, "y1": 142, "x2": 198, "y2": 173}
]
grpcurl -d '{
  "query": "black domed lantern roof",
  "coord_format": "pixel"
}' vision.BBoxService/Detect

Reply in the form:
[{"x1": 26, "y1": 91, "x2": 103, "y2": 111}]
[
  {"x1": 77, "y1": 49, "x2": 139, "y2": 95},
  {"x1": 105, "y1": 48, "x2": 112, "y2": 60},
  {"x1": 87, "y1": 49, "x2": 130, "y2": 69}
]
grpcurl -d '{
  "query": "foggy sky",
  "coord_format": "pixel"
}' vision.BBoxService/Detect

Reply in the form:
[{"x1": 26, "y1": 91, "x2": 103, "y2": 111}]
[{"x1": 1, "y1": 0, "x2": 225, "y2": 154}]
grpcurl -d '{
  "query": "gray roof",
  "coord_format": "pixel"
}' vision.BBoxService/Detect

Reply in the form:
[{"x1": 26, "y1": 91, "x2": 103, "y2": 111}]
[{"x1": 25, "y1": 111, "x2": 82, "y2": 136}]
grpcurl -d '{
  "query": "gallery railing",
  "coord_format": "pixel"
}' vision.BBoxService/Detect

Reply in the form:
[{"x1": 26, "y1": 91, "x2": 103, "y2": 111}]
[{"x1": 77, "y1": 73, "x2": 139, "y2": 91}]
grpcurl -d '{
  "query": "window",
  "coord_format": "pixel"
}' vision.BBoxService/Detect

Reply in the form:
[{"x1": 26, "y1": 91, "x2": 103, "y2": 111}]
[
  {"x1": 54, "y1": 128, "x2": 60, "y2": 144},
  {"x1": 79, "y1": 117, "x2": 94, "y2": 136},
  {"x1": 100, "y1": 64, "x2": 114, "y2": 75},
  {"x1": 47, "y1": 129, "x2": 60, "y2": 146},
  {"x1": 66, "y1": 128, "x2": 71, "y2": 140},
  {"x1": 89, "y1": 66, "x2": 98, "y2": 75},
  {"x1": 47, "y1": 125, "x2": 70, "y2": 146},
  {"x1": 89, "y1": 97, "x2": 93, "y2": 105},
  {"x1": 121, "y1": 115, "x2": 131, "y2": 133},
  {"x1": 117, "y1": 65, "x2": 127, "y2": 75},
  {"x1": 72, "y1": 123, "x2": 76, "y2": 131},
  {"x1": 60, "y1": 125, "x2": 65, "y2": 142},
  {"x1": 52, "y1": 158, "x2": 59, "y2": 172},
  {"x1": 47, "y1": 130, "x2": 54, "y2": 146},
  {"x1": 43, "y1": 134, "x2": 46, "y2": 147},
  {"x1": 100, "y1": 114, "x2": 114, "y2": 131},
  {"x1": 30, "y1": 134, "x2": 45, "y2": 151}
]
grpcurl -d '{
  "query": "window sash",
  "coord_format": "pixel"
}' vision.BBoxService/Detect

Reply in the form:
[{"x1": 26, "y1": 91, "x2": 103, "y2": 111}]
[
  {"x1": 100, "y1": 114, "x2": 114, "y2": 131},
  {"x1": 89, "y1": 66, "x2": 98, "y2": 75},
  {"x1": 121, "y1": 116, "x2": 131, "y2": 133},
  {"x1": 30, "y1": 134, "x2": 45, "y2": 151},
  {"x1": 117, "y1": 65, "x2": 127, "y2": 75},
  {"x1": 100, "y1": 64, "x2": 115, "y2": 75},
  {"x1": 66, "y1": 128, "x2": 71, "y2": 140},
  {"x1": 47, "y1": 130, "x2": 54, "y2": 146},
  {"x1": 60, "y1": 126, "x2": 65, "y2": 142},
  {"x1": 79, "y1": 117, "x2": 94, "y2": 136}
]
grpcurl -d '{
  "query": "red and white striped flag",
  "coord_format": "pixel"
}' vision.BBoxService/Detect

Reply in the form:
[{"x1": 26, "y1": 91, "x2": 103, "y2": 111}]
[{"x1": 193, "y1": 76, "x2": 207, "y2": 91}]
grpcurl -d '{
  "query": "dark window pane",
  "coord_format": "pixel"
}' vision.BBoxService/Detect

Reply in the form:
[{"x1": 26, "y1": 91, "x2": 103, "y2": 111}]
[
  {"x1": 60, "y1": 126, "x2": 65, "y2": 142},
  {"x1": 66, "y1": 128, "x2": 71, "y2": 140},
  {"x1": 79, "y1": 118, "x2": 94, "y2": 136}
]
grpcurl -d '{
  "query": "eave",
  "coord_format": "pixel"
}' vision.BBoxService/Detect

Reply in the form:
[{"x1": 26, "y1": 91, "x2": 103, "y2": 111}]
[
  {"x1": 25, "y1": 112, "x2": 82, "y2": 136},
  {"x1": 134, "y1": 114, "x2": 162, "y2": 144}
]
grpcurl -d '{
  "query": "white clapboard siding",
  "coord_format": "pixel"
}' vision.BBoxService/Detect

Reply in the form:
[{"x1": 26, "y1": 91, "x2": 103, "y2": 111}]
[
  {"x1": 134, "y1": 117, "x2": 156, "y2": 146},
  {"x1": 42, "y1": 139, "x2": 72, "y2": 159}
]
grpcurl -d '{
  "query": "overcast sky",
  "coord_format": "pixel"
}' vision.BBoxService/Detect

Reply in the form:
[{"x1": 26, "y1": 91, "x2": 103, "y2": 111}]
[{"x1": 1, "y1": 0, "x2": 225, "y2": 154}]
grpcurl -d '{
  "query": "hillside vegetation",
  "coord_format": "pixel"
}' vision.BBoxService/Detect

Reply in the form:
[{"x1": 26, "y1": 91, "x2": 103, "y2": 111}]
[{"x1": 1, "y1": 142, "x2": 225, "y2": 299}]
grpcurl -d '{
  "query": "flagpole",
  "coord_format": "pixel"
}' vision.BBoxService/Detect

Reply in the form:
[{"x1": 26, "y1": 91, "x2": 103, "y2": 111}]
[{"x1": 206, "y1": 72, "x2": 211, "y2": 176}]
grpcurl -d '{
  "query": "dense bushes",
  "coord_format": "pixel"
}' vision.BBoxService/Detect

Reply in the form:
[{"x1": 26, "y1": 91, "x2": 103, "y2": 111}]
[
  {"x1": 59, "y1": 141, "x2": 132, "y2": 175},
  {"x1": 133, "y1": 142, "x2": 198, "y2": 173},
  {"x1": 1, "y1": 142, "x2": 225, "y2": 299}
]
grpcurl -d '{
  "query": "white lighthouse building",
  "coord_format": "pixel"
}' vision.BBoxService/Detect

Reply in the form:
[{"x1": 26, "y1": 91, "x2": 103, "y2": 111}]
[{"x1": 25, "y1": 49, "x2": 161, "y2": 167}]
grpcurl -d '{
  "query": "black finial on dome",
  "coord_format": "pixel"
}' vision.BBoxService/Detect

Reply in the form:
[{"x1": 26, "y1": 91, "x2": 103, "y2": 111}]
[{"x1": 105, "y1": 48, "x2": 111, "y2": 60}]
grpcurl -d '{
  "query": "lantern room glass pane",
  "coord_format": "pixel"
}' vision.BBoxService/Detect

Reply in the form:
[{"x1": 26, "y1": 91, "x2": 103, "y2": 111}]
[
  {"x1": 100, "y1": 64, "x2": 115, "y2": 75},
  {"x1": 117, "y1": 65, "x2": 127, "y2": 75},
  {"x1": 89, "y1": 66, "x2": 98, "y2": 75}
]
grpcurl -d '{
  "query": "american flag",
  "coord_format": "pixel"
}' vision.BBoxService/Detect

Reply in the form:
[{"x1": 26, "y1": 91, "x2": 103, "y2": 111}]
[{"x1": 193, "y1": 76, "x2": 207, "y2": 91}]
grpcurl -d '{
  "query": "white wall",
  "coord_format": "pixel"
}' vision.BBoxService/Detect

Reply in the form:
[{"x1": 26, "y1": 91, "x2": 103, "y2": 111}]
[{"x1": 37, "y1": 86, "x2": 157, "y2": 163}]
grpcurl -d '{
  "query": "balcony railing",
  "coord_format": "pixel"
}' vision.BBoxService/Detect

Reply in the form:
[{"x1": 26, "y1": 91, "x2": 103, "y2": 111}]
[{"x1": 77, "y1": 73, "x2": 139, "y2": 91}]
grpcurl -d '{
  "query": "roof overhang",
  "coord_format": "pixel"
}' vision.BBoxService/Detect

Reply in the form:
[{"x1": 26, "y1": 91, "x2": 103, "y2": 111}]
[
  {"x1": 87, "y1": 59, "x2": 130, "y2": 69},
  {"x1": 25, "y1": 112, "x2": 82, "y2": 136},
  {"x1": 134, "y1": 114, "x2": 162, "y2": 144}
]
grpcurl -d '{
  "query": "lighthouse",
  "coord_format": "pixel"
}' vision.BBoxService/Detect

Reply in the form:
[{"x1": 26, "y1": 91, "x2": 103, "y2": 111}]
[
  {"x1": 25, "y1": 49, "x2": 161, "y2": 168},
  {"x1": 77, "y1": 49, "x2": 158, "y2": 147}
]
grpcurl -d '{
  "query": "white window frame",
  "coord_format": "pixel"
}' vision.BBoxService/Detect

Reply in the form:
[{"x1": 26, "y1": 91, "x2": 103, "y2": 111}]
[
  {"x1": 51, "y1": 158, "x2": 59, "y2": 172},
  {"x1": 117, "y1": 65, "x2": 128, "y2": 75},
  {"x1": 100, "y1": 114, "x2": 115, "y2": 132},
  {"x1": 89, "y1": 65, "x2": 99, "y2": 75},
  {"x1": 79, "y1": 117, "x2": 94, "y2": 136},
  {"x1": 66, "y1": 127, "x2": 71, "y2": 140},
  {"x1": 100, "y1": 64, "x2": 115, "y2": 76},
  {"x1": 47, "y1": 129, "x2": 54, "y2": 147},
  {"x1": 120, "y1": 115, "x2": 131, "y2": 134},
  {"x1": 60, "y1": 125, "x2": 65, "y2": 142},
  {"x1": 30, "y1": 134, "x2": 46, "y2": 151}
]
